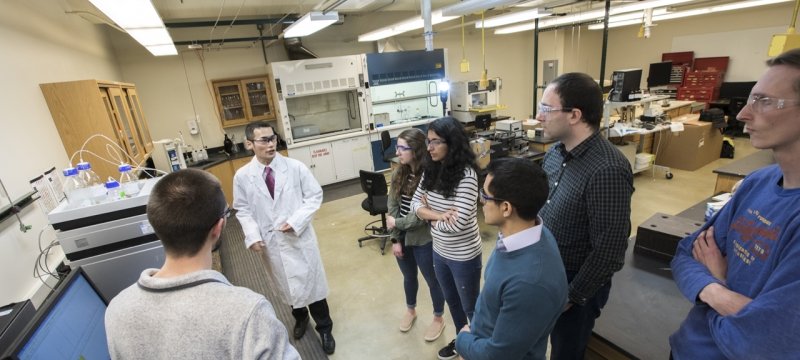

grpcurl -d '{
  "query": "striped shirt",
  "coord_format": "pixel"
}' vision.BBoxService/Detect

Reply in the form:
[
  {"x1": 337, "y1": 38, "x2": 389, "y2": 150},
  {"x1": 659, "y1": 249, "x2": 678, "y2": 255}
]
[
  {"x1": 539, "y1": 131, "x2": 633, "y2": 305},
  {"x1": 411, "y1": 167, "x2": 481, "y2": 261},
  {"x1": 399, "y1": 175, "x2": 414, "y2": 218}
]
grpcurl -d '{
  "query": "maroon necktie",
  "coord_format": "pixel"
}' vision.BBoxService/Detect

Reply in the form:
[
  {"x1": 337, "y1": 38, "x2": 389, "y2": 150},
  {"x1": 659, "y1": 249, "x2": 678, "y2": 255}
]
[{"x1": 264, "y1": 167, "x2": 275, "y2": 198}]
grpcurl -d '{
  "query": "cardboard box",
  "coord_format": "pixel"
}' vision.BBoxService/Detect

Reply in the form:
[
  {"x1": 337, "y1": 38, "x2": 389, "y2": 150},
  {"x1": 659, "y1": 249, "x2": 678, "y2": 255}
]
[
  {"x1": 471, "y1": 138, "x2": 491, "y2": 169},
  {"x1": 654, "y1": 120, "x2": 723, "y2": 171},
  {"x1": 522, "y1": 119, "x2": 540, "y2": 131}
]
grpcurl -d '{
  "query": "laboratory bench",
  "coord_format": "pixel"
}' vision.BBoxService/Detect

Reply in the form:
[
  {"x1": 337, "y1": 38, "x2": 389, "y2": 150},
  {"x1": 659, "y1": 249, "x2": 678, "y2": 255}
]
[{"x1": 712, "y1": 150, "x2": 774, "y2": 193}]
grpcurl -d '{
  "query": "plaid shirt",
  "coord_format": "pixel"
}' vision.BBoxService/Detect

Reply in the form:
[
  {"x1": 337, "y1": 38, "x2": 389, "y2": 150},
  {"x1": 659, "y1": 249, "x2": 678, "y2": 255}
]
[{"x1": 540, "y1": 132, "x2": 633, "y2": 305}]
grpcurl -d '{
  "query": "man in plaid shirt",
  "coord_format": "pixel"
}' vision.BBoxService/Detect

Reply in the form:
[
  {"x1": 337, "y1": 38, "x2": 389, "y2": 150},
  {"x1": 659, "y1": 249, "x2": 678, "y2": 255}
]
[{"x1": 537, "y1": 72, "x2": 634, "y2": 360}]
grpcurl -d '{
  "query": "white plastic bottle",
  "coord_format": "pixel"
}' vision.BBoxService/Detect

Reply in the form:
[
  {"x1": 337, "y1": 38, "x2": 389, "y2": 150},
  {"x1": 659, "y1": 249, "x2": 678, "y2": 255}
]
[
  {"x1": 105, "y1": 179, "x2": 121, "y2": 202},
  {"x1": 118, "y1": 164, "x2": 140, "y2": 197},
  {"x1": 62, "y1": 167, "x2": 88, "y2": 207},
  {"x1": 76, "y1": 161, "x2": 106, "y2": 204}
]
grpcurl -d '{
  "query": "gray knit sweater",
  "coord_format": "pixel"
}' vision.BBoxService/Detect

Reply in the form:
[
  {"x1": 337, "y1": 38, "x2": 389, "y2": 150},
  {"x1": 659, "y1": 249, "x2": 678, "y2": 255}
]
[{"x1": 105, "y1": 269, "x2": 300, "y2": 360}]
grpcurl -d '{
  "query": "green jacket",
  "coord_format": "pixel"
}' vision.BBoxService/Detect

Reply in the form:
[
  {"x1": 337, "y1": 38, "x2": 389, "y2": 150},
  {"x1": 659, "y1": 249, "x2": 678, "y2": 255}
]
[{"x1": 387, "y1": 168, "x2": 432, "y2": 247}]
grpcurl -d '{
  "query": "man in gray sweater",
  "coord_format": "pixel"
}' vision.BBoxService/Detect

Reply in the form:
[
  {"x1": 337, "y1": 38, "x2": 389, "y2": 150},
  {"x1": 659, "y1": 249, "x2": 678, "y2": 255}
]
[{"x1": 105, "y1": 169, "x2": 300, "y2": 360}]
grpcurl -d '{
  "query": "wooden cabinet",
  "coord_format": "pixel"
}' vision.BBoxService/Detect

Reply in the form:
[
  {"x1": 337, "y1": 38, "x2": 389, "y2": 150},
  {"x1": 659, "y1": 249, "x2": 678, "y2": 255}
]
[
  {"x1": 212, "y1": 75, "x2": 276, "y2": 128},
  {"x1": 231, "y1": 157, "x2": 251, "y2": 173},
  {"x1": 206, "y1": 162, "x2": 234, "y2": 204},
  {"x1": 40, "y1": 80, "x2": 154, "y2": 181}
]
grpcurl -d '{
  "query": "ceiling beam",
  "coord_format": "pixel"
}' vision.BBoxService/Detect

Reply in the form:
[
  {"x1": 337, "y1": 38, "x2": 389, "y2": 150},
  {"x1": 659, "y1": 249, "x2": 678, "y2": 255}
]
[
  {"x1": 173, "y1": 36, "x2": 279, "y2": 46},
  {"x1": 164, "y1": 17, "x2": 298, "y2": 28}
]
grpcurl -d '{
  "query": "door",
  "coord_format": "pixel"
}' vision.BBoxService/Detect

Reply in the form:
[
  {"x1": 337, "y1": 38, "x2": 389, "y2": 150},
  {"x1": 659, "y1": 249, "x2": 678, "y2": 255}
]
[
  {"x1": 241, "y1": 77, "x2": 275, "y2": 121},
  {"x1": 214, "y1": 80, "x2": 247, "y2": 127},
  {"x1": 124, "y1": 87, "x2": 153, "y2": 154},
  {"x1": 100, "y1": 90, "x2": 129, "y2": 157},
  {"x1": 106, "y1": 87, "x2": 143, "y2": 164},
  {"x1": 309, "y1": 143, "x2": 337, "y2": 185},
  {"x1": 332, "y1": 136, "x2": 373, "y2": 181}
]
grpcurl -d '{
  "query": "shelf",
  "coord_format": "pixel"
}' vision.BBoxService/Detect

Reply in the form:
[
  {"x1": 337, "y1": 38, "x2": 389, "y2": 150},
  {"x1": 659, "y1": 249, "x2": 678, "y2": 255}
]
[
  {"x1": 249, "y1": 102, "x2": 268, "y2": 106},
  {"x1": 372, "y1": 93, "x2": 439, "y2": 105},
  {"x1": 0, "y1": 190, "x2": 37, "y2": 226},
  {"x1": 248, "y1": 89, "x2": 266, "y2": 93},
  {"x1": 223, "y1": 106, "x2": 243, "y2": 109},
  {"x1": 220, "y1": 92, "x2": 240, "y2": 96}
]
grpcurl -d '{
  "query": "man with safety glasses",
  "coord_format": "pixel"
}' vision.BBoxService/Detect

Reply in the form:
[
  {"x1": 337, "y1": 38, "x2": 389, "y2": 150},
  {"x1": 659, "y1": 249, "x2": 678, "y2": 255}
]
[
  {"x1": 536, "y1": 72, "x2": 634, "y2": 360},
  {"x1": 670, "y1": 49, "x2": 800, "y2": 359}
]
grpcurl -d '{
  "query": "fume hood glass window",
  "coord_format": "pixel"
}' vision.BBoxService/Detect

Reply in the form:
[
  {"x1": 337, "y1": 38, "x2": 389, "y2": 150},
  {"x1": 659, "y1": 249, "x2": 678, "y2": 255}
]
[
  {"x1": 370, "y1": 80, "x2": 443, "y2": 126},
  {"x1": 286, "y1": 90, "x2": 362, "y2": 141}
]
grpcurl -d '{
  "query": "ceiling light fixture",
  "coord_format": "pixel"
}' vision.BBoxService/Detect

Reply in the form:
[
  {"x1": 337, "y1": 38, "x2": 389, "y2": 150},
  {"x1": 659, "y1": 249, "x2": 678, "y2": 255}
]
[
  {"x1": 586, "y1": 0, "x2": 791, "y2": 30},
  {"x1": 358, "y1": 9, "x2": 458, "y2": 42},
  {"x1": 89, "y1": 0, "x2": 177, "y2": 56},
  {"x1": 441, "y1": 0, "x2": 526, "y2": 17},
  {"x1": 585, "y1": 8, "x2": 669, "y2": 30},
  {"x1": 283, "y1": 11, "x2": 340, "y2": 38},
  {"x1": 475, "y1": 9, "x2": 551, "y2": 28},
  {"x1": 494, "y1": 0, "x2": 693, "y2": 34}
]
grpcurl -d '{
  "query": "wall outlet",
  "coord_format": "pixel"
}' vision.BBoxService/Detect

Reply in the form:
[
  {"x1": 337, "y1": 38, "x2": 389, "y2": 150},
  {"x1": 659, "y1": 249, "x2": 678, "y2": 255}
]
[{"x1": 187, "y1": 119, "x2": 199, "y2": 135}]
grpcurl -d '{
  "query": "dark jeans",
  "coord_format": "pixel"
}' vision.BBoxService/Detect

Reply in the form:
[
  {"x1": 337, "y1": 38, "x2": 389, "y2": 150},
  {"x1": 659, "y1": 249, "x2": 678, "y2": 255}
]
[
  {"x1": 291, "y1": 298, "x2": 333, "y2": 334},
  {"x1": 433, "y1": 251, "x2": 482, "y2": 334},
  {"x1": 549, "y1": 271, "x2": 612, "y2": 360},
  {"x1": 395, "y1": 241, "x2": 445, "y2": 315}
]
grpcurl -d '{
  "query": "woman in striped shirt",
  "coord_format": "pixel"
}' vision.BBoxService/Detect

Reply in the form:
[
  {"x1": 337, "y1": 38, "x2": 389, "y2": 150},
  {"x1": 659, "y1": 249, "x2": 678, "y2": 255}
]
[
  {"x1": 387, "y1": 128, "x2": 446, "y2": 342},
  {"x1": 410, "y1": 117, "x2": 482, "y2": 360}
]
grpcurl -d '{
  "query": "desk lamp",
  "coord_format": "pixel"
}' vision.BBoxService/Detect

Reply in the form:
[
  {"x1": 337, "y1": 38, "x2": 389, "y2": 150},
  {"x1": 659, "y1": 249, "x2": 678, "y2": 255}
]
[{"x1": 439, "y1": 80, "x2": 450, "y2": 117}]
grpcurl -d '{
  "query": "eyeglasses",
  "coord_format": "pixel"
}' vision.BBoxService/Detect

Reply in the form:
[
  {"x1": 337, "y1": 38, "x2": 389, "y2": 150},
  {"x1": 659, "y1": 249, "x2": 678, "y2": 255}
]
[
  {"x1": 249, "y1": 135, "x2": 278, "y2": 144},
  {"x1": 426, "y1": 139, "x2": 447, "y2": 147},
  {"x1": 479, "y1": 189, "x2": 506, "y2": 204},
  {"x1": 221, "y1": 207, "x2": 232, "y2": 219},
  {"x1": 396, "y1": 144, "x2": 413, "y2": 152},
  {"x1": 746, "y1": 94, "x2": 800, "y2": 113},
  {"x1": 537, "y1": 103, "x2": 574, "y2": 115}
]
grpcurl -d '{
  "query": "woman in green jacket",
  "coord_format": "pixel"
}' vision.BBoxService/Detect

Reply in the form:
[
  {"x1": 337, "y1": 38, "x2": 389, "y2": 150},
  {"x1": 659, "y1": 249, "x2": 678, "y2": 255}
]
[{"x1": 387, "y1": 128, "x2": 446, "y2": 342}]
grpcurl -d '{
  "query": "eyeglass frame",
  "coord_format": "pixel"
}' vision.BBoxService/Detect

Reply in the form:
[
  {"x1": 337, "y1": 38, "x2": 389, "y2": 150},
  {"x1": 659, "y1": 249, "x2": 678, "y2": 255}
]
[
  {"x1": 396, "y1": 144, "x2": 413, "y2": 152},
  {"x1": 426, "y1": 139, "x2": 447, "y2": 147},
  {"x1": 537, "y1": 103, "x2": 574, "y2": 115},
  {"x1": 745, "y1": 94, "x2": 800, "y2": 113},
  {"x1": 209, "y1": 206, "x2": 231, "y2": 230},
  {"x1": 479, "y1": 188, "x2": 507, "y2": 204},
  {"x1": 248, "y1": 135, "x2": 278, "y2": 145}
]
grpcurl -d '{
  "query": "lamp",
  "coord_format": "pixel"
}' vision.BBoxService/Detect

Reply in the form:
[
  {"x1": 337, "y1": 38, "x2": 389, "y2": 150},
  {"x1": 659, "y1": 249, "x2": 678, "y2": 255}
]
[
  {"x1": 439, "y1": 80, "x2": 450, "y2": 117},
  {"x1": 283, "y1": 11, "x2": 339, "y2": 37},
  {"x1": 89, "y1": 0, "x2": 177, "y2": 56}
]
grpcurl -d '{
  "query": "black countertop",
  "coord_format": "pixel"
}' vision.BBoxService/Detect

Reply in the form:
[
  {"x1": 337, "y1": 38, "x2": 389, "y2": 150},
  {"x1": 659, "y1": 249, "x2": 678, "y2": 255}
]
[
  {"x1": 186, "y1": 149, "x2": 255, "y2": 170},
  {"x1": 712, "y1": 150, "x2": 774, "y2": 177}
]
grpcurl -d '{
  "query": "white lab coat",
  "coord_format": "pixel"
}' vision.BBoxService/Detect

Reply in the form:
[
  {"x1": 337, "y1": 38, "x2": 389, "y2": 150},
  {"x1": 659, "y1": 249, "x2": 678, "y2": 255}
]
[{"x1": 233, "y1": 154, "x2": 329, "y2": 308}]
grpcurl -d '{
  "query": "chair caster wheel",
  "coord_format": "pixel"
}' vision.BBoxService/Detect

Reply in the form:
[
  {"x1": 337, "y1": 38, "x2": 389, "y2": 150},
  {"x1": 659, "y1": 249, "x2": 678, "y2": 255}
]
[{"x1": 666, "y1": 172, "x2": 674, "y2": 180}]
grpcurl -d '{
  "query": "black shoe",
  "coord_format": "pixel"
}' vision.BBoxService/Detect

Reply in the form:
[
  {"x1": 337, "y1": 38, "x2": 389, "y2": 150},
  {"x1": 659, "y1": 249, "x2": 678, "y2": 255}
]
[
  {"x1": 321, "y1": 332, "x2": 335, "y2": 355},
  {"x1": 293, "y1": 316, "x2": 309, "y2": 339},
  {"x1": 437, "y1": 339, "x2": 457, "y2": 360}
]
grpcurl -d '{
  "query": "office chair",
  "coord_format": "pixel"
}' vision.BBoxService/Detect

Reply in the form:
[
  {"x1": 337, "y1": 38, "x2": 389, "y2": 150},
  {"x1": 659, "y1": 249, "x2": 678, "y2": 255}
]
[
  {"x1": 380, "y1": 130, "x2": 399, "y2": 166},
  {"x1": 357, "y1": 170, "x2": 391, "y2": 255}
]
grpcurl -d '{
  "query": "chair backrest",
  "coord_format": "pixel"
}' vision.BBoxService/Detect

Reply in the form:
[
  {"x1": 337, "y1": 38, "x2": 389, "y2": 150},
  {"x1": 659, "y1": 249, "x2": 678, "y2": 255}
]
[{"x1": 359, "y1": 170, "x2": 388, "y2": 198}]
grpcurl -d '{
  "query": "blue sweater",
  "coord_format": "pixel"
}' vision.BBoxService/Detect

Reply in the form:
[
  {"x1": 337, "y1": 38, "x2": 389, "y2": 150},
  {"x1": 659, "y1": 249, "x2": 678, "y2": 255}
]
[
  {"x1": 670, "y1": 165, "x2": 800, "y2": 359},
  {"x1": 455, "y1": 227, "x2": 567, "y2": 360}
]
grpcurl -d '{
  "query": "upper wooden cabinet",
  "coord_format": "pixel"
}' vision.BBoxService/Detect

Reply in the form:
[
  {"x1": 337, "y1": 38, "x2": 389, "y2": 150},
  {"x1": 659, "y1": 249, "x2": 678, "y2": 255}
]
[
  {"x1": 212, "y1": 75, "x2": 276, "y2": 128},
  {"x1": 40, "y1": 80, "x2": 154, "y2": 181}
]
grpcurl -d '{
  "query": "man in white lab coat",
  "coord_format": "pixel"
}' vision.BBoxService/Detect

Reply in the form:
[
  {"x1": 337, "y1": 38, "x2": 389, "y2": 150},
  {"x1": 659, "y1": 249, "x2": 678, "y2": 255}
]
[{"x1": 233, "y1": 121, "x2": 335, "y2": 355}]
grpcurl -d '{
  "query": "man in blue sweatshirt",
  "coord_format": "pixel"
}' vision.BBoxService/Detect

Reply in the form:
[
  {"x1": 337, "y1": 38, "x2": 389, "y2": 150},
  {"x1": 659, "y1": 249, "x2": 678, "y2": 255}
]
[
  {"x1": 455, "y1": 158, "x2": 568, "y2": 360},
  {"x1": 670, "y1": 48, "x2": 800, "y2": 359}
]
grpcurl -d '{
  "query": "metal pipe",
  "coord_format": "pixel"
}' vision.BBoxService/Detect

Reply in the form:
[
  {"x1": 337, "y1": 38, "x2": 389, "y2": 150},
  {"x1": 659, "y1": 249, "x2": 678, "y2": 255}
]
[
  {"x1": 422, "y1": 0, "x2": 433, "y2": 51},
  {"x1": 600, "y1": 0, "x2": 611, "y2": 133},
  {"x1": 533, "y1": 18, "x2": 539, "y2": 117},
  {"x1": 173, "y1": 36, "x2": 278, "y2": 46},
  {"x1": 165, "y1": 18, "x2": 296, "y2": 28},
  {"x1": 258, "y1": 24, "x2": 269, "y2": 65},
  {"x1": 322, "y1": 0, "x2": 348, "y2": 14}
]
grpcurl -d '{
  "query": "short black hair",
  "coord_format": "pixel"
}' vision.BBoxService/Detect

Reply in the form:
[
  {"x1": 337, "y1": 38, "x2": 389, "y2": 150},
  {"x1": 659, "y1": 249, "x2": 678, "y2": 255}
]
[
  {"x1": 245, "y1": 121, "x2": 275, "y2": 140},
  {"x1": 767, "y1": 48, "x2": 800, "y2": 100},
  {"x1": 485, "y1": 158, "x2": 548, "y2": 221},
  {"x1": 147, "y1": 169, "x2": 226, "y2": 257},
  {"x1": 549, "y1": 72, "x2": 604, "y2": 130}
]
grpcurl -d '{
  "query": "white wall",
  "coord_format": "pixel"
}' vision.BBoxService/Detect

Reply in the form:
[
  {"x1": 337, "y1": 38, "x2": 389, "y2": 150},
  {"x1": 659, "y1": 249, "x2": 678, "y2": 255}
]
[{"x1": 0, "y1": 0, "x2": 122, "y2": 306}]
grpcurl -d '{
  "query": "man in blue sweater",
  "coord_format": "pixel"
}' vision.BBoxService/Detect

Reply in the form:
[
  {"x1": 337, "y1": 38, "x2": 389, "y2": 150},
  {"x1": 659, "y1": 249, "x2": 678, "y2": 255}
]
[
  {"x1": 455, "y1": 158, "x2": 568, "y2": 360},
  {"x1": 670, "y1": 48, "x2": 800, "y2": 358}
]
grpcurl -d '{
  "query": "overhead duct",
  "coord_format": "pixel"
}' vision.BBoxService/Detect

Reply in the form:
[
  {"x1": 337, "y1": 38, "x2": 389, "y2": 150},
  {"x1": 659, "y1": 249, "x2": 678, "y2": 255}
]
[{"x1": 284, "y1": 37, "x2": 319, "y2": 59}]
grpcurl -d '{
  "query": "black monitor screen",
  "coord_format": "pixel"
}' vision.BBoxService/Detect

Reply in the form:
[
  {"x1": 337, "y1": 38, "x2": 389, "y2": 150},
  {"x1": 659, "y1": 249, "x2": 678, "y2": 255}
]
[
  {"x1": 719, "y1": 81, "x2": 756, "y2": 100},
  {"x1": 647, "y1": 61, "x2": 673, "y2": 88},
  {"x1": 5, "y1": 269, "x2": 109, "y2": 360}
]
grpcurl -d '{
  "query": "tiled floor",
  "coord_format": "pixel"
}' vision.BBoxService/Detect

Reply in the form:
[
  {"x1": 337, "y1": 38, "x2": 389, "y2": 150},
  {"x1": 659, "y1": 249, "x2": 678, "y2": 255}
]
[{"x1": 313, "y1": 137, "x2": 758, "y2": 360}]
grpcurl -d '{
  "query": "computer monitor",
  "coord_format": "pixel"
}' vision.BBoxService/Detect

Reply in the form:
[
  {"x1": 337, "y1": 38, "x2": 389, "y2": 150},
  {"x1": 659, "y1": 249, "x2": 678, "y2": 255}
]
[
  {"x1": 719, "y1": 81, "x2": 756, "y2": 100},
  {"x1": 3, "y1": 268, "x2": 109, "y2": 360},
  {"x1": 647, "y1": 61, "x2": 673, "y2": 88},
  {"x1": 610, "y1": 68, "x2": 643, "y2": 102}
]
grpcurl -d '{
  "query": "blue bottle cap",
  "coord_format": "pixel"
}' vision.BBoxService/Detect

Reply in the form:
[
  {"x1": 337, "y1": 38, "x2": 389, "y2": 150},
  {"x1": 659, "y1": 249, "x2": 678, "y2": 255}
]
[
  {"x1": 63, "y1": 167, "x2": 78, "y2": 176},
  {"x1": 76, "y1": 162, "x2": 92, "y2": 170},
  {"x1": 105, "y1": 180, "x2": 120, "y2": 189},
  {"x1": 119, "y1": 164, "x2": 132, "y2": 172}
]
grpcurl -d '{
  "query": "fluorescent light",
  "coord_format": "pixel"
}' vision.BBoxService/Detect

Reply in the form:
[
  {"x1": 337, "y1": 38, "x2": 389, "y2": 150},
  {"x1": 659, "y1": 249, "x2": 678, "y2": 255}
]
[
  {"x1": 145, "y1": 44, "x2": 178, "y2": 56},
  {"x1": 586, "y1": 0, "x2": 791, "y2": 30},
  {"x1": 441, "y1": 0, "x2": 525, "y2": 17},
  {"x1": 494, "y1": 0, "x2": 692, "y2": 34},
  {"x1": 89, "y1": 0, "x2": 177, "y2": 56},
  {"x1": 283, "y1": 11, "x2": 339, "y2": 37},
  {"x1": 332, "y1": 0, "x2": 377, "y2": 11},
  {"x1": 127, "y1": 28, "x2": 173, "y2": 46},
  {"x1": 358, "y1": 9, "x2": 458, "y2": 42},
  {"x1": 586, "y1": 8, "x2": 669, "y2": 30},
  {"x1": 476, "y1": 9, "x2": 551, "y2": 28}
]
